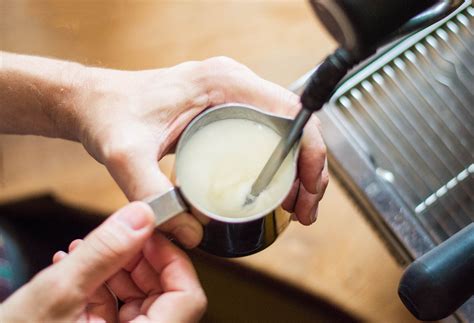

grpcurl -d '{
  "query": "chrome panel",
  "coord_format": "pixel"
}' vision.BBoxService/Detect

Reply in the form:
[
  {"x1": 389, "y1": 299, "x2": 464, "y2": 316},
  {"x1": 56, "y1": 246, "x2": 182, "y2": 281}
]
[{"x1": 291, "y1": 1, "x2": 473, "y2": 320}]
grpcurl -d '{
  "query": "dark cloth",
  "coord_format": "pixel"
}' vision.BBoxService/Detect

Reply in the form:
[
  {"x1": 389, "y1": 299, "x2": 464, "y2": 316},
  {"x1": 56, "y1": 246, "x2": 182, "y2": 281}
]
[{"x1": 0, "y1": 195, "x2": 103, "y2": 301}]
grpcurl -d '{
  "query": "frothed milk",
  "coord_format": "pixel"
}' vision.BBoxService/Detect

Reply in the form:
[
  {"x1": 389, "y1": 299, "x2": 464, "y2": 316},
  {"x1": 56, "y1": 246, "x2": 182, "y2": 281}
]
[{"x1": 177, "y1": 118, "x2": 294, "y2": 218}]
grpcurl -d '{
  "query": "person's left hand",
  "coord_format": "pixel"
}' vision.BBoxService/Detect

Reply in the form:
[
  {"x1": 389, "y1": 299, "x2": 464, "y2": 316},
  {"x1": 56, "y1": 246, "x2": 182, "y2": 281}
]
[
  {"x1": 1, "y1": 53, "x2": 329, "y2": 250},
  {"x1": 0, "y1": 202, "x2": 206, "y2": 322},
  {"x1": 71, "y1": 57, "x2": 328, "y2": 248}
]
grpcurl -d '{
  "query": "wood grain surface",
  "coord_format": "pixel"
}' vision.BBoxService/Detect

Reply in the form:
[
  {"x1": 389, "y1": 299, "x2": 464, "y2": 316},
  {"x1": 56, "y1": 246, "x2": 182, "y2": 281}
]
[{"x1": 1, "y1": 1, "x2": 416, "y2": 321}]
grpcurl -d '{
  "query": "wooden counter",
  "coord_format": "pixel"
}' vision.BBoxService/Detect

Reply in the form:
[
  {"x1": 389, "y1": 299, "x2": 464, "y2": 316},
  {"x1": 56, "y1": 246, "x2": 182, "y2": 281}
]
[{"x1": 1, "y1": 1, "x2": 416, "y2": 321}]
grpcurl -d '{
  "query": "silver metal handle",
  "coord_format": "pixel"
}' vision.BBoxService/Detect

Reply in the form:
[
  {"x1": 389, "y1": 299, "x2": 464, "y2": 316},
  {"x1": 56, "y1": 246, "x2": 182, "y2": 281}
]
[{"x1": 146, "y1": 187, "x2": 188, "y2": 226}]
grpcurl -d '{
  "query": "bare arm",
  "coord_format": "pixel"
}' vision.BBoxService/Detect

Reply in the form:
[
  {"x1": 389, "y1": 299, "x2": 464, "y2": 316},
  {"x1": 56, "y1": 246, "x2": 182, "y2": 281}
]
[
  {"x1": 0, "y1": 52, "x2": 328, "y2": 245},
  {"x1": 0, "y1": 52, "x2": 87, "y2": 140}
]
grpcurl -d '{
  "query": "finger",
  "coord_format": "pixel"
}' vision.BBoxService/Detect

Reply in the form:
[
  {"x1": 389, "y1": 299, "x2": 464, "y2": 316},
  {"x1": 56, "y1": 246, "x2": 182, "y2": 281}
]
[
  {"x1": 107, "y1": 253, "x2": 146, "y2": 302},
  {"x1": 67, "y1": 239, "x2": 118, "y2": 322},
  {"x1": 105, "y1": 148, "x2": 203, "y2": 248},
  {"x1": 157, "y1": 212, "x2": 203, "y2": 249},
  {"x1": 130, "y1": 257, "x2": 162, "y2": 295},
  {"x1": 107, "y1": 269, "x2": 145, "y2": 302},
  {"x1": 202, "y1": 57, "x2": 328, "y2": 201},
  {"x1": 68, "y1": 239, "x2": 82, "y2": 252},
  {"x1": 316, "y1": 158, "x2": 330, "y2": 201},
  {"x1": 294, "y1": 183, "x2": 319, "y2": 225},
  {"x1": 282, "y1": 179, "x2": 300, "y2": 213},
  {"x1": 298, "y1": 116, "x2": 327, "y2": 195},
  {"x1": 142, "y1": 234, "x2": 207, "y2": 322},
  {"x1": 56, "y1": 202, "x2": 155, "y2": 296},
  {"x1": 52, "y1": 251, "x2": 67, "y2": 264},
  {"x1": 297, "y1": 157, "x2": 328, "y2": 226},
  {"x1": 52, "y1": 248, "x2": 118, "y2": 323},
  {"x1": 105, "y1": 144, "x2": 173, "y2": 200},
  {"x1": 86, "y1": 285, "x2": 118, "y2": 323},
  {"x1": 144, "y1": 234, "x2": 201, "y2": 291},
  {"x1": 70, "y1": 206, "x2": 147, "y2": 323},
  {"x1": 0, "y1": 203, "x2": 154, "y2": 323},
  {"x1": 49, "y1": 240, "x2": 80, "y2": 264},
  {"x1": 119, "y1": 299, "x2": 143, "y2": 322},
  {"x1": 139, "y1": 294, "x2": 160, "y2": 315},
  {"x1": 124, "y1": 253, "x2": 143, "y2": 272}
]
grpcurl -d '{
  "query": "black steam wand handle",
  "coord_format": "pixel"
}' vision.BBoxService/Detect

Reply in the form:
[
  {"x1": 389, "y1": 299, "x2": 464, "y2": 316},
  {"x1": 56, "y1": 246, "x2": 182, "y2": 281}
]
[
  {"x1": 247, "y1": 48, "x2": 359, "y2": 201},
  {"x1": 300, "y1": 48, "x2": 359, "y2": 111}
]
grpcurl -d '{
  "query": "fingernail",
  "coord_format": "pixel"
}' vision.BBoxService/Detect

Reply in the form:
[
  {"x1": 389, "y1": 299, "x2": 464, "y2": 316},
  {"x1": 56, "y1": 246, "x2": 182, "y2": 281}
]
[
  {"x1": 174, "y1": 225, "x2": 199, "y2": 249},
  {"x1": 290, "y1": 213, "x2": 298, "y2": 221},
  {"x1": 69, "y1": 239, "x2": 82, "y2": 252},
  {"x1": 56, "y1": 251, "x2": 67, "y2": 258},
  {"x1": 116, "y1": 203, "x2": 152, "y2": 230},
  {"x1": 53, "y1": 251, "x2": 67, "y2": 263}
]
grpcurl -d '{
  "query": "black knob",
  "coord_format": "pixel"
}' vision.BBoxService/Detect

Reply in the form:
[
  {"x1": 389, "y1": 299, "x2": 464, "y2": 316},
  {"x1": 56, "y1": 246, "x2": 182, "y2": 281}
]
[{"x1": 398, "y1": 223, "x2": 474, "y2": 321}]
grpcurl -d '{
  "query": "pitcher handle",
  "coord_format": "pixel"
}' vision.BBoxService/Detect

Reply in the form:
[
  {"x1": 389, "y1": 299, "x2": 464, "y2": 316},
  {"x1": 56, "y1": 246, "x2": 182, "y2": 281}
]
[{"x1": 145, "y1": 187, "x2": 188, "y2": 226}]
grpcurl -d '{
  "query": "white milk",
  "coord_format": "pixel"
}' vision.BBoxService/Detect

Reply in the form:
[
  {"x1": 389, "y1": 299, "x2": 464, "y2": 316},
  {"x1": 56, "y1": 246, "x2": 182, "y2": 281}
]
[{"x1": 177, "y1": 118, "x2": 294, "y2": 218}]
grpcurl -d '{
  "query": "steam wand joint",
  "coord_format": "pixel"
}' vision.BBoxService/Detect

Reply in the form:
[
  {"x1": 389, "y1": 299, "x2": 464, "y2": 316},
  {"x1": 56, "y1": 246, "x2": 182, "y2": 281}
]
[{"x1": 245, "y1": 48, "x2": 361, "y2": 204}]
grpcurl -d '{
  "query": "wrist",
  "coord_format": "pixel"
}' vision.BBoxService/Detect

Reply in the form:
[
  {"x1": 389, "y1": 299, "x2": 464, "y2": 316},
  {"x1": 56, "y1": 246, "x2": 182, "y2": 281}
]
[
  {"x1": 43, "y1": 63, "x2": 119, "y2": 143},
  {"x1": 45, "y1": 62, "x2": 91, "y2": 141},
  {"x1": 68, "y1": 66, "x2": 125, "y2": 159}
]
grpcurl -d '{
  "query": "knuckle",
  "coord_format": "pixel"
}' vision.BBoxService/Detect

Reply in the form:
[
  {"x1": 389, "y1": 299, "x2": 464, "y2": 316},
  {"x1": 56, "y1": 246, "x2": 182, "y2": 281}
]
[
  {"x1": 176, "y1": 60, "x2": 201, "y2": 74},
  {"x1": 319, "y1": 143, "x2": 327, "y2": 158},
  {"x1": 321, "y1": 172, "x2": 330, "y2": 188},
  {"x1": 197, "y1": 56, "x2": 251, "y2": 105},
  {"x1": 90, "y1": 223, "x2": 128, "y2": 262},
  {"x1": 311, "y1": 144, "x2": 327, "y2": 175},
  {"x1": 201, "y1": 56, "x2": 248, "y2": 76},
  {"x1": 205, "y1": 56, "x2": 239, "y2": 68}
]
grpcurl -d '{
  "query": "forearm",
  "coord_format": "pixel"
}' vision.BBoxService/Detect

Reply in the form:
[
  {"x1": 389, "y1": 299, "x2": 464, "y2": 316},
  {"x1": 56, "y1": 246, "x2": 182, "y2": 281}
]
[{"x1": 0, "y1": 52, "x2": 88, "y2": 140}]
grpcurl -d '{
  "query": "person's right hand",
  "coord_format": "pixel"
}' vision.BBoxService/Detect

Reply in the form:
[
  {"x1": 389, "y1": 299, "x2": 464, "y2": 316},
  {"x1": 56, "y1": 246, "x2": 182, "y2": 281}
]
[{"x1": 0, "y1": 202, "x2": 206, "y2": 323}]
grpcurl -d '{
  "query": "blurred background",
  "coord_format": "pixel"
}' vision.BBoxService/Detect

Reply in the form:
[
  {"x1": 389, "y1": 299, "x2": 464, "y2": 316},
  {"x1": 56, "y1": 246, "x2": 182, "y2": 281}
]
[{"x1": 1, "y1": 0, "x2": 417, "y2": 321}]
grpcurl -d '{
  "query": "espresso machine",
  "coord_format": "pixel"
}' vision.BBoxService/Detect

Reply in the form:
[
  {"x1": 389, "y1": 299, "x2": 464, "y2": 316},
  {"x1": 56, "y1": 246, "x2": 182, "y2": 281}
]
[{"x1": 289, "y1": 0, "x2": 473, "y2": 321}]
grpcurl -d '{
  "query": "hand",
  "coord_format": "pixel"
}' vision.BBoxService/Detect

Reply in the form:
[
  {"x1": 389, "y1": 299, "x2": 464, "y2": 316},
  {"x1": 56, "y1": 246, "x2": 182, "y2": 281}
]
[
  {"x1": 74, "y1": 57, "x2": 328, "y2": 245},
  {"x1": 1, "y1": 53, "x2": 327, "y2": 247},
  {"x1": 0, "y1": 202, "x2": 206, "y2": 323}
]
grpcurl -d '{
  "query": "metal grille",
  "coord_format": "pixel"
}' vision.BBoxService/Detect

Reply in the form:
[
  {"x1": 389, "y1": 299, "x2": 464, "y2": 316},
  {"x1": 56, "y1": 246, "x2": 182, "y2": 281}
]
[{"x1": 331, "y1": 5, "x2": 474, "y2": 244}]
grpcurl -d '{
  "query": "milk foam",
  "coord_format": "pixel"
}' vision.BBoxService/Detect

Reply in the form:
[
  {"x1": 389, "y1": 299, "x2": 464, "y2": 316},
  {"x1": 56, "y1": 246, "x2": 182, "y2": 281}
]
[{"x1": 177, "y1": 118, "x2": 294, "y2": 218}]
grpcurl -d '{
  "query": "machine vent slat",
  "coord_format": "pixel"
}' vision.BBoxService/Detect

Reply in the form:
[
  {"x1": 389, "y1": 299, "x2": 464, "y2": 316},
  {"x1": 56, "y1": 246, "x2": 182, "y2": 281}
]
[{"x1": 333, "y1": 5, "x2": 474, "y2": 243}]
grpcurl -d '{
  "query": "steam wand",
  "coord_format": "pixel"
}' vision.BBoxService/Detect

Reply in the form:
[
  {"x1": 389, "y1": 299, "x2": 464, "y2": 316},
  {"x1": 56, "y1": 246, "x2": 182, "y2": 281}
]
[
  {"x1": 245, "y1": 0, "x2": 457, "y2": 204},
  {"x1": 245, "y1": 47, "x2": 359, "y2": 205}
]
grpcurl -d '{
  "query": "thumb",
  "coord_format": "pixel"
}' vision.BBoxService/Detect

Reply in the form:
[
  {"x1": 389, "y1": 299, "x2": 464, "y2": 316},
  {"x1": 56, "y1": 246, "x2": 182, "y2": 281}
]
[
  {"x1": 105, "y1": 146, "x2": 174, "y2": 199},
  {"x1": 106, "y1": 148, "x2": 203, "y2": 248},
  {"x1": 58, "y1": 201, "x2": 155, "y2": 295},
  {"x1": 0, "y1": 202, "x2": 155, "y2": 323}
]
